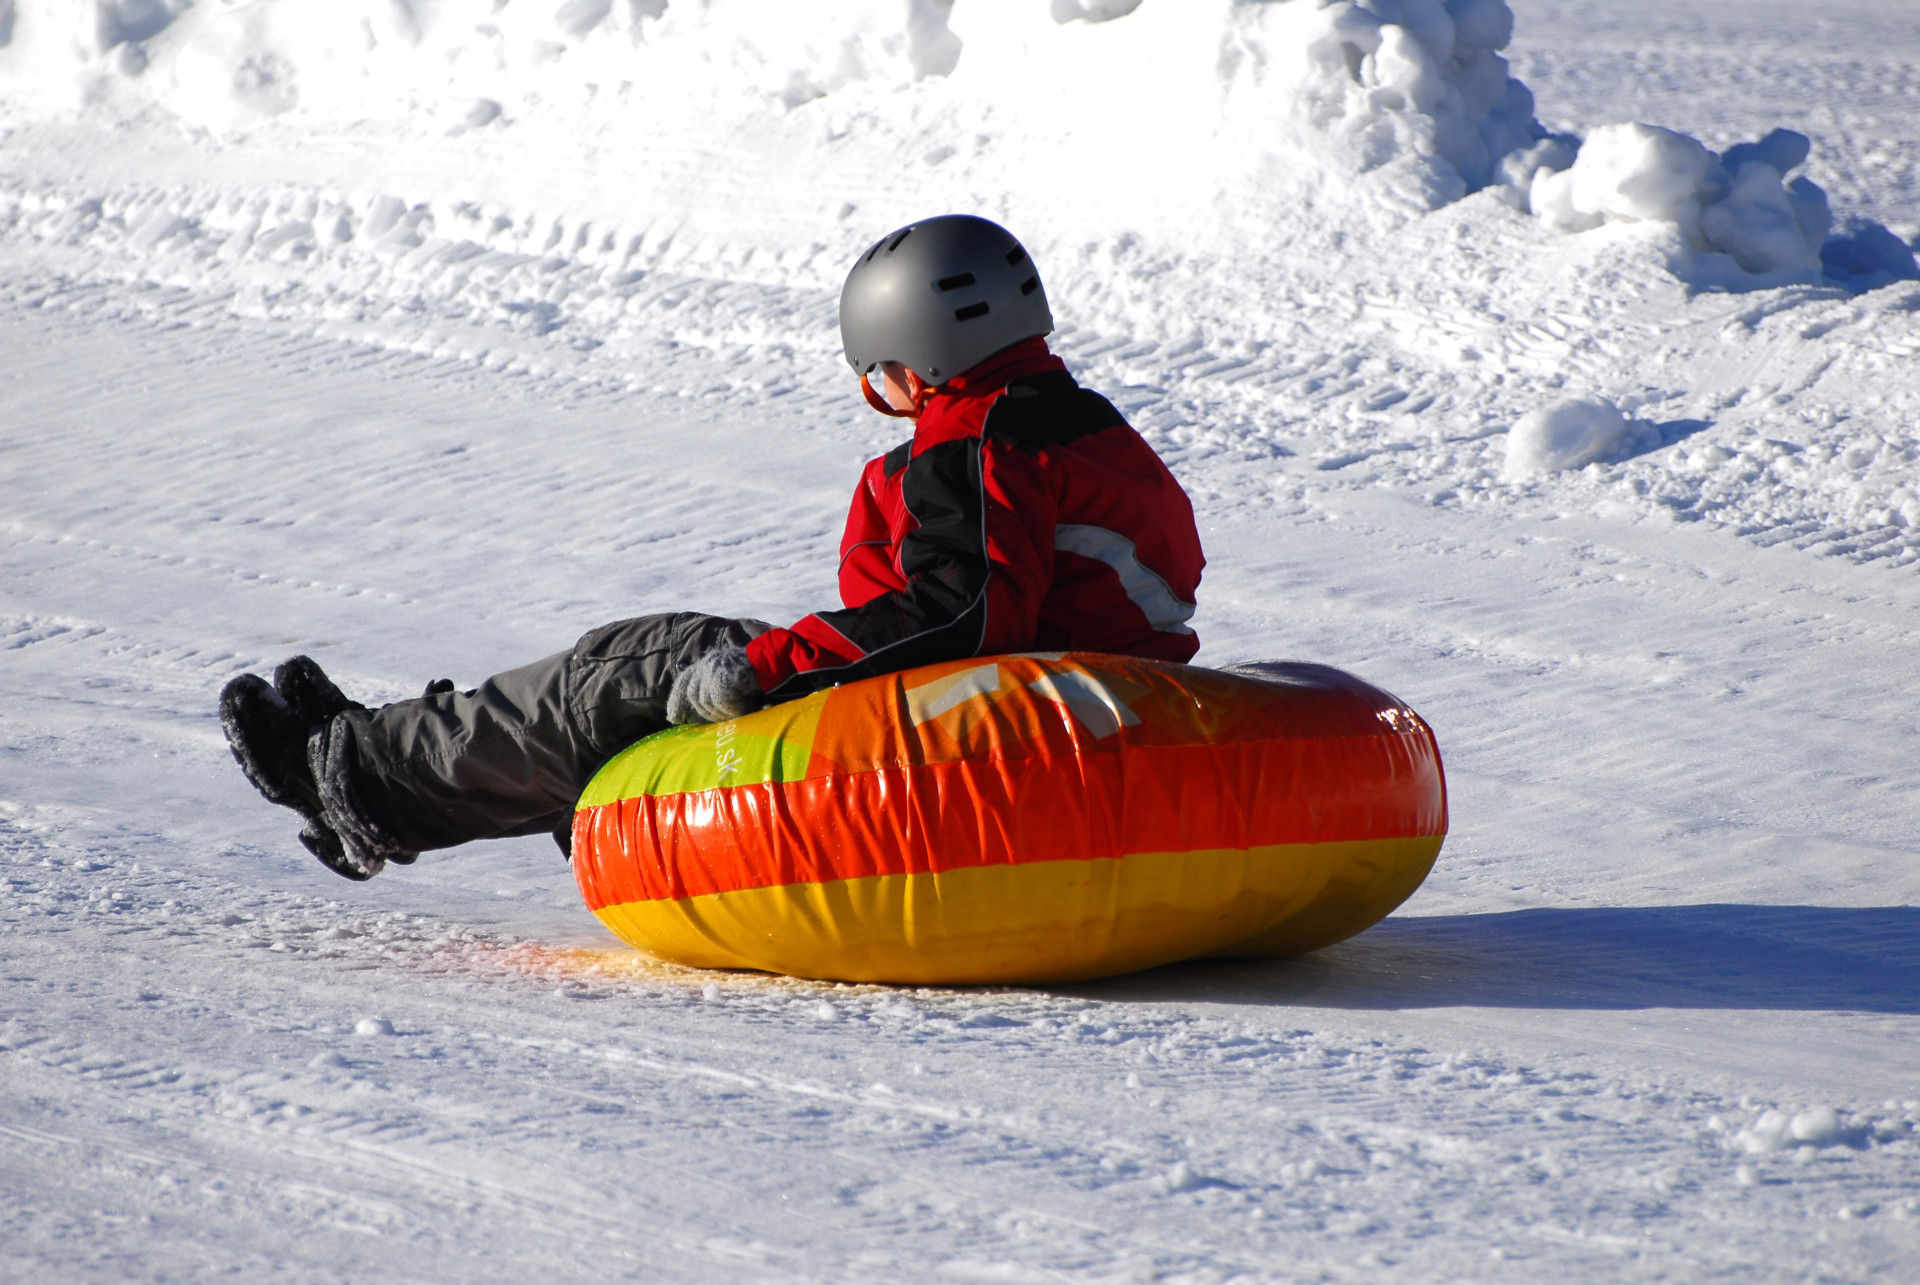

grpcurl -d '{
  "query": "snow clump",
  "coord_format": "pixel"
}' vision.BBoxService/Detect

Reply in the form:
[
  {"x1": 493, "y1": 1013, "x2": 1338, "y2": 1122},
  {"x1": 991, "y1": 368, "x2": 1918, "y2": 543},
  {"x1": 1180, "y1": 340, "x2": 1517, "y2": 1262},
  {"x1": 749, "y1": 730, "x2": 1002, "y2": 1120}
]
[
  {"x1": 1728, "y1": 1105, "x2": 1857, "y2": 1154},
  {"x1": 1273, "y1": 0, "x2": 1541, "y2": 199},
  {"x1": 1531, "y1": 125, "x2": 1828, "y2": 275},
  {"x1": 1502, "y1": 398, "x2": 1651, "y2": 480},
  {"x1": 1525, "y1": 123, "x2": 1917, "y2": 285}
]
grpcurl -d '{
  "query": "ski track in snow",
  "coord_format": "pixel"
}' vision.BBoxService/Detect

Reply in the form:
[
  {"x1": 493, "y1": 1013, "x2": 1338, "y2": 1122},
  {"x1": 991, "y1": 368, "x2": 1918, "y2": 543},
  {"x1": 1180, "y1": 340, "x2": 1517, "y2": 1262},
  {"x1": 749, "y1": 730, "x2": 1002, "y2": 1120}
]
[{"x1": 4, "y1": 1, "x2": 1920, "y2": 1280}]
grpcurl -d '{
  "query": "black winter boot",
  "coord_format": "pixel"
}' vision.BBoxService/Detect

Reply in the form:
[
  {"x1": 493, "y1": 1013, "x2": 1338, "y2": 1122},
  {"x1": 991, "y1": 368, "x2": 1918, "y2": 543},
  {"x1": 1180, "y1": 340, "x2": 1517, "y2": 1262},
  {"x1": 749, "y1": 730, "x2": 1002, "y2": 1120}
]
[
  {"x1": 298, "y1": 821, "x2": 380, "y2": 883},
  {"x1": 274, "y1": 657, "x2": 415, "y2": 870},
  {"x1": 274, "y1": 655, "x2": 366, "y2": 726},
  {"x1": 221, "y1": 674, "x2": 384, "y2": 882},
  {"x1": 221, "y1": 675, "x2": 324, "y2": 816}
]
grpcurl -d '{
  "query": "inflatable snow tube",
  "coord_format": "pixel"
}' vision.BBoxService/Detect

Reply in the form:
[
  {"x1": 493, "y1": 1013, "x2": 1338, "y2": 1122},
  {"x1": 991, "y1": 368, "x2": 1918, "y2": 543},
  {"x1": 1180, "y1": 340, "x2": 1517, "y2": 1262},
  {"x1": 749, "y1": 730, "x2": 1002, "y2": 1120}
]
[{"x1": 570, "y1": 654, "x2": 1446, "y2": 984}]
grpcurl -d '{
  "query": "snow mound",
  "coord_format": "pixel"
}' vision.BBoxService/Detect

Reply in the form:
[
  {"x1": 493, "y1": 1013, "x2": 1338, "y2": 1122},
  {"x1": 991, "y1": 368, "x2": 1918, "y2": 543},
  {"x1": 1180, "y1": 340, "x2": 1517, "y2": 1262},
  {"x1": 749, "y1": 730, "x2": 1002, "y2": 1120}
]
[
  {"x1": 0, "y1": 0, "x2": 1542, "y2": 218},
  {"x1": 0, "y1": 0, "x2": 960, "y2": 122},
  {"x1": 1525, "y1": 123, "x2": 1917, "y2": 286},
  {"x1": 2, "y1": 1, "x2": 1909, "y2": 294},
  {"x1": 1246, "y1": 0, "x2": 1541, "y2": 200},
  {"x1": 1502, "y1": 398, "x2": 1652, "y2": 480},
  {"x1": 1531, "y1": 124, "x2": 1827, "y2": 275}
]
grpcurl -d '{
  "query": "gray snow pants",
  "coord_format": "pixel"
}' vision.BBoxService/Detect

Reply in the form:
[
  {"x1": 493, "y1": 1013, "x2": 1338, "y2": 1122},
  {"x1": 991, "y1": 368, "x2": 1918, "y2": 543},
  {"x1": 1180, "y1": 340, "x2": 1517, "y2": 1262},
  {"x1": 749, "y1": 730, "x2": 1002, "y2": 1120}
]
[{"x1": 317, "y1": 612, "x2": 769, "y2": 856}]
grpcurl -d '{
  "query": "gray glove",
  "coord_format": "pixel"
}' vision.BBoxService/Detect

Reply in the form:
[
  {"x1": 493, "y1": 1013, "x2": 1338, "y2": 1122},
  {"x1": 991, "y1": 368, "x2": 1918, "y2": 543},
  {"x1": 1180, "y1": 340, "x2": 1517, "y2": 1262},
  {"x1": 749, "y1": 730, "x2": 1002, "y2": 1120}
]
[{"x1": 666, "y1": 645, "x2": 765, "y2": 726}]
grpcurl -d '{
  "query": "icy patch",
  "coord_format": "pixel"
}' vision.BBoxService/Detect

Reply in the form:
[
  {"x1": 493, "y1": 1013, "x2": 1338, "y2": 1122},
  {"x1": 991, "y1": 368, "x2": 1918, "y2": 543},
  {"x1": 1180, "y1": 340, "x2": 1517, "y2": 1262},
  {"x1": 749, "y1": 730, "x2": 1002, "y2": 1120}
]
[{"x1": 1501, "y1": 397, "x2": 1651, "y2": 479}]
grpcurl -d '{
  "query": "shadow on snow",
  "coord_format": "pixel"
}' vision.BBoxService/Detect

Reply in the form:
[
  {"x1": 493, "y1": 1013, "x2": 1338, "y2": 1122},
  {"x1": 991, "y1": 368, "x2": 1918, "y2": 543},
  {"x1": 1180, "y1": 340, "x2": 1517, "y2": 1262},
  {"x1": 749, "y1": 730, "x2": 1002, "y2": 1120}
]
[{"x1": 1080, "y1": 904, "x2": 1920, "y2": 1014}]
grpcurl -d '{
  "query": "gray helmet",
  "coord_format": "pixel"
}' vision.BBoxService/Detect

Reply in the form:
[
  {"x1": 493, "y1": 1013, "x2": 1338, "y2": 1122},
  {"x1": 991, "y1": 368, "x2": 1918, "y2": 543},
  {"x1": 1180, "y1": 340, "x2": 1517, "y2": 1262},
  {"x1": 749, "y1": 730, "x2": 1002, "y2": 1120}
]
[{"x1": 839, "y1": 214, "x2": 1054, "y2": 385}]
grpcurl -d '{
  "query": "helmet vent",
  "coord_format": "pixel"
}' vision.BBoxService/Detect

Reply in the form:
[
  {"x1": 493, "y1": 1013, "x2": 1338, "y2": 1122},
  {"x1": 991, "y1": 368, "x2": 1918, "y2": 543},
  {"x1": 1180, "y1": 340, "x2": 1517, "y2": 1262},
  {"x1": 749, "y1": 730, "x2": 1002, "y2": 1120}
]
[
  {"x1": 888, "y1": 229, "x2": 914, "y2": 253},
  {"x1": 935, "y1": 272, "x2": 977, "y2": 292},
  {"x1": 1005, "y1": 246, "x2": 1028, "y2": 266},
  {"x1": 954, "y1": 302, "x2": 991, "y2": 321},
  {"x1": 1019, "y1": 275, "x2": 1041, "y2": 296}
]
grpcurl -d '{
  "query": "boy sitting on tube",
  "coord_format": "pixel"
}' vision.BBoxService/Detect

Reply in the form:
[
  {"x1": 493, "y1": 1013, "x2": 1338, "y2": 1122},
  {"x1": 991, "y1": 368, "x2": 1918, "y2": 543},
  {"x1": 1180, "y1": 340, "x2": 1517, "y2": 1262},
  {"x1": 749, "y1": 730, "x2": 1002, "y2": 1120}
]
[{"x1": 221, "y1": 215, "x2": 1207, "y2": 880}]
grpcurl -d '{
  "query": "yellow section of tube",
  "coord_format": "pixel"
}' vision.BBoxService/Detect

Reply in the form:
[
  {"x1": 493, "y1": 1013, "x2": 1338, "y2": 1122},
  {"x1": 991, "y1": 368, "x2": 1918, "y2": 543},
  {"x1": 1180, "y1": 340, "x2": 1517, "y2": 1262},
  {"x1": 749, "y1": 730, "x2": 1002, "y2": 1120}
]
[{"x1": 590, "y1": 834, "x2": 1442, "y2": 984}]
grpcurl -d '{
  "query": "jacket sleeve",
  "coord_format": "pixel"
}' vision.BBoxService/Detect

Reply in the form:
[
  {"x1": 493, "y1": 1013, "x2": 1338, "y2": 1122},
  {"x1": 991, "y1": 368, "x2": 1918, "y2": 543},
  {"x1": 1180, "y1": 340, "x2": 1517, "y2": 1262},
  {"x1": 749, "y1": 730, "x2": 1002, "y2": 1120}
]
[
  {"x1": 837, "y1": 452, "x2": 907, "y2": 610},
  {"x1": 747, "y1": 436, "x2": 1056, "y2": 699}
]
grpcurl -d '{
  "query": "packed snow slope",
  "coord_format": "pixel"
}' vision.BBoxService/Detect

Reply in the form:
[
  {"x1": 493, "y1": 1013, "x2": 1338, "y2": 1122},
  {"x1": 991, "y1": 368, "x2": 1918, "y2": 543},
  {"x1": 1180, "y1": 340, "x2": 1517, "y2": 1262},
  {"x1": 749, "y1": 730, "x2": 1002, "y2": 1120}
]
[{"x1": 3, "y1": 1, "x2": 1920, "y2": 1280}]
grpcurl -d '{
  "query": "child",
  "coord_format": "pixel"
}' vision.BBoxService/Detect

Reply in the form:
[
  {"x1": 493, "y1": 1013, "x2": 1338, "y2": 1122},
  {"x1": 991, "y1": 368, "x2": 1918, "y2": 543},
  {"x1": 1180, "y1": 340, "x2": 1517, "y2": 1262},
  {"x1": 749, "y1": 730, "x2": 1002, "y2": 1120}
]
[{"x1": 222, "y1": 215, "x2": 1206, "y2": 880}]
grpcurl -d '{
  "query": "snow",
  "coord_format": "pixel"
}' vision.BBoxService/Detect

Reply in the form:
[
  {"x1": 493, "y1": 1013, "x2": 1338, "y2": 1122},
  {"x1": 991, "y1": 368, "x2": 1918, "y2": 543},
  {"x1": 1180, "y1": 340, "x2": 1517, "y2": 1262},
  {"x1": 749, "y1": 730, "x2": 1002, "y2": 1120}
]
[
  {"x1": 1525, "y1": 120, "x2": 1915, "y2": 283},
  {"x1": 1502, "y1": 396, "x2": 1649, "y2": 477},
  {"x1": 4, "y1": 0, "x2": 1920, "y2": 1279}
]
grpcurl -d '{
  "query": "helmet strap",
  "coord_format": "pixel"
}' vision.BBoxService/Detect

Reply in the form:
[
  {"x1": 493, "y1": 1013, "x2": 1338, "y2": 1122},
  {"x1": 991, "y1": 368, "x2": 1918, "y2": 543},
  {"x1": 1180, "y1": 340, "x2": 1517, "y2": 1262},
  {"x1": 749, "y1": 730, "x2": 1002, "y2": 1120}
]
[{"x1": 860, "y1": 372, "x2": 935, "y2": 419}]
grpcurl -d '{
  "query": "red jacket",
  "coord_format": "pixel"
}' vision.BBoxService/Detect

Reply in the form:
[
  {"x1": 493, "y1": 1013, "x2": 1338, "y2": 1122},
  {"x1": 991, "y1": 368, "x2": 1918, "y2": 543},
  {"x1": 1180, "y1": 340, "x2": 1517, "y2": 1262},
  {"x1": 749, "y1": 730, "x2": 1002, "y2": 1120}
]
[{"x1": 746, "y1": 338, "x2": 1204, "y2": 699}]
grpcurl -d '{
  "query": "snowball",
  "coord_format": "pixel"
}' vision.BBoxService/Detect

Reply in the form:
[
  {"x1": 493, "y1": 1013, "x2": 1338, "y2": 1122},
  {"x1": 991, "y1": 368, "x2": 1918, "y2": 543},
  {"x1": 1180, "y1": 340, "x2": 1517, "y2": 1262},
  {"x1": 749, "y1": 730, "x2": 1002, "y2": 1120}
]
[
  {"x1": 1502, "y1": 398, "x2": 1643, "y2": 479},
  {"x1": 354, "y1": 1016, "x2": 395, "y2": 1036},
  {"x1": 701, "y1": 981, "x2": 723, "y2": 1002},
  {"x1": 1788, "y1": 1106, "x2": 1843, "y2": 1146},
  {"x1": 1164, "y1": 1161, "x2": 1205, "y2": 1192}
]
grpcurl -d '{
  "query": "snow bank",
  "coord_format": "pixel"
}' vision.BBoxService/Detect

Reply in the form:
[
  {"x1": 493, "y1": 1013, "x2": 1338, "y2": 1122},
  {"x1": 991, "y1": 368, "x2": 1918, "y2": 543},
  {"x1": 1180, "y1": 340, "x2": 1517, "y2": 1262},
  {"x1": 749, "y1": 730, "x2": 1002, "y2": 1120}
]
[
  {"x1": 0, "y1": 1, "x2": 1543, "y2": 219},
  {"x1": 0, "y1": 1, "x2": 1908, "y2": 293},
  {"x1": 1501, "y1": 397, "x2": 1653, "y2": 480},
  {"x1": 0, "y1": 0, "x2": 959, "y2": 122}
]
